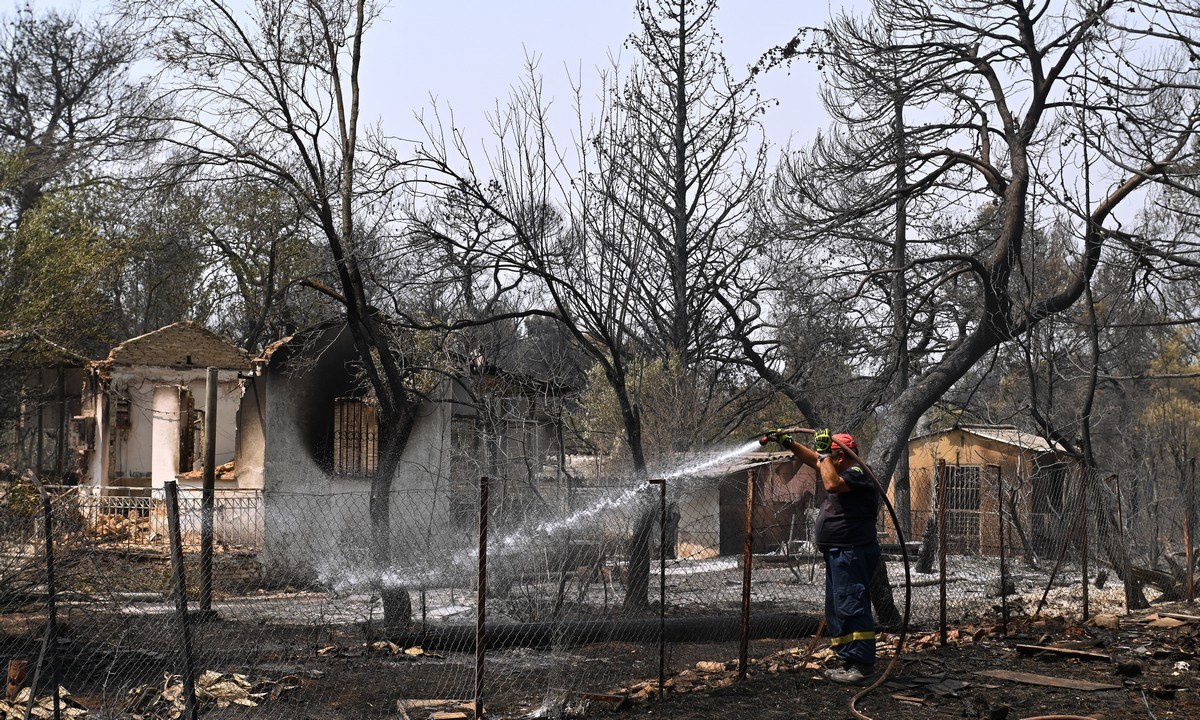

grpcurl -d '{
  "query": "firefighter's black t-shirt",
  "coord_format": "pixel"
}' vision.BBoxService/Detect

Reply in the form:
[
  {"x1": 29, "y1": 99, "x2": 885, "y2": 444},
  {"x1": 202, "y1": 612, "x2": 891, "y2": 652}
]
[{"x1": 814, "y1": 465, "x2": 879, "y2": 547}]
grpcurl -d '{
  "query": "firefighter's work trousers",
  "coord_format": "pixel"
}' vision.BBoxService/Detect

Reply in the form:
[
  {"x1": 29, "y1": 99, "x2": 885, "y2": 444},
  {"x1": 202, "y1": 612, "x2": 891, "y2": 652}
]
[{"x1": 823, "y1": 543, "x2": 881, "y2": 667}]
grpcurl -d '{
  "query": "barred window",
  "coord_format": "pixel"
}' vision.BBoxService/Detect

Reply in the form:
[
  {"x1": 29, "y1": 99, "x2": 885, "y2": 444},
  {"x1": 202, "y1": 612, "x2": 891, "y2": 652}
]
[
  {"x1": 333, "y1": 397, "x2": 378, "y2": 476},
  {"x1": 937, "y1": 464, "x2": 981, "y2": 552}
]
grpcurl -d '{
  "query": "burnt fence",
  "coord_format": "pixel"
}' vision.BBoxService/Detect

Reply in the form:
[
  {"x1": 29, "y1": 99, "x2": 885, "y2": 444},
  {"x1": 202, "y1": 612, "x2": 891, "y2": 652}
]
[{"x1": 0, "y1": 462, "x2": 1194, "y2": 718}]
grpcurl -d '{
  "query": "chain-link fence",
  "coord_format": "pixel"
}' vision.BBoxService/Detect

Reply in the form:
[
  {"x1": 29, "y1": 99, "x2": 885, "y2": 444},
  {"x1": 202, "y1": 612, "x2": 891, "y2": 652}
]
[
  {"x1": 1, "y1": 455, "x2": 1195, "y2": 718},
  {"x1": 891, "y1": 458, "x2": 1199, "y2": 633}
]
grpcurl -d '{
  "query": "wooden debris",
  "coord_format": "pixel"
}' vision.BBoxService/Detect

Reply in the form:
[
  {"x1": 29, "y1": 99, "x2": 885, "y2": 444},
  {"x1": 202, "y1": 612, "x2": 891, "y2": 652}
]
[
  {"x1": 1091, "y1": 613, "x2": 1121, "y2": 630},
  {"x1": 1148, "y1": 616, "x2": 1189, "y2": 629},
  {"x1": 396, "y1": 700, "x2": 468, "y2": 710},
  {"x1": 576, "y1": 692, "x2": 630, "y2": 711},
  {"x1": 369, "y1": 640, "x2": 401, "y2": 654},
  {"x1": 124, "y1": 670, "x2": 298, "y2": 718},
  {"x1": 977, "y1": 669, "x2": 1121, "y2": 691},
  {"x1": 5, "y1": 659, "x2": 27, "y2": 701},
  {"x1": 1014, "y1": 644, "x2": 1111, "y2": 661},
  {"x1": 1160, "y1": 611, "x2": 1200, "y2": 623},
  {"x1": 0, "y1": 686, "x2": 88, "y2": 719},
  {"x1": 695, "y1": 661, "x2": 726, "y2": 673},
  {"x1": 395, "y1": 700, "x2": 478, "y2": 720}
]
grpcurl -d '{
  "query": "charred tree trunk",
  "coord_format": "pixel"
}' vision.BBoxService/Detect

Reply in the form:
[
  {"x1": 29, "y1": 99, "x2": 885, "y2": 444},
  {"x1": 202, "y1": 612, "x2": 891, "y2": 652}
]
[
  {"x1": 1085, "y1": 476, "x2": 1148, "y2": 609},
  {"x1": 1005, "y1": 489, "x2": 1039, "y2": 567},
  {"x1": 372, "y1": 413, "x2": 418, "y2": 627},
  {"x1": 870, "y1": 557, "x2": 901, "y2": 626},
  {"x1": 916, "y1": 514, "x2": 938, "y2": 575},
  {"x1": 625, "y1": 496, "x2": 655, "y2": 609}
]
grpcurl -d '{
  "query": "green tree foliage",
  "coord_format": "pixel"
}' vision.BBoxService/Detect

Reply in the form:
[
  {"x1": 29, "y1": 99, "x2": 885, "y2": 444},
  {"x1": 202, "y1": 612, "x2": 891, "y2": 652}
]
[
  {"x1": 0, "y1": 6, "x2": 157, "y2": 350},
  {"x1": 0, "y1": 173, "x2": 122, "y2": 347}
]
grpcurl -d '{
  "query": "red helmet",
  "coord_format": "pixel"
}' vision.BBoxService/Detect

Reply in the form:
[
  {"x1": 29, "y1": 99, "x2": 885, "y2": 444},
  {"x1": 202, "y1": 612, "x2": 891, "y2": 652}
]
[{"x1": 832, "y1": 433, "x2": 857, "y2": 452}]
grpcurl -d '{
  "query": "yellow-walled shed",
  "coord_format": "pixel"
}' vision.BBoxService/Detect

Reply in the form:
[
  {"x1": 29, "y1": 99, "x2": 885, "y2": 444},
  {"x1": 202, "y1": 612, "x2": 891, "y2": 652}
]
[{"x1": 895, "y1": 425, "x2": 1076, "y2": 556}]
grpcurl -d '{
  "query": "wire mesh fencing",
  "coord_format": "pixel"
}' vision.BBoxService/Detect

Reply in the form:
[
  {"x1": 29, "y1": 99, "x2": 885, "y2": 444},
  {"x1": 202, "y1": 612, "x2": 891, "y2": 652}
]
[
  {"x1": 0, "y1": 456, "x2": 1195, "y2": 718},
  {"x1": 893, "y1": 458, "x2": 1200, "y2": 635}
]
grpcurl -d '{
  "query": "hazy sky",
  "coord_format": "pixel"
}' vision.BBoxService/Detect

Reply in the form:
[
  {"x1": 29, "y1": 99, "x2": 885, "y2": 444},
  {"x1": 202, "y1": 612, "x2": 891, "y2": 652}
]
[
  {"x1": 51, "y1": 1, "x2": 862, "y2": 152},
  {"x1": 369, "y1": 2, "x2": 849, "y2": 145},
  {"x1": 363, "y1": 1, "x2": 853, "y2": 150}
]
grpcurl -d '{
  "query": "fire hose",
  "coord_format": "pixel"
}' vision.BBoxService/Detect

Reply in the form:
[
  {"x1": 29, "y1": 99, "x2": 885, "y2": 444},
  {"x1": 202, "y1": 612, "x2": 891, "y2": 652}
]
[
  {"x1": 768, "y1": 427, "x2": 911, "y2": 720},
  {"x1": 768, "y1": 429, "x2": 1097, "y2": 720}
]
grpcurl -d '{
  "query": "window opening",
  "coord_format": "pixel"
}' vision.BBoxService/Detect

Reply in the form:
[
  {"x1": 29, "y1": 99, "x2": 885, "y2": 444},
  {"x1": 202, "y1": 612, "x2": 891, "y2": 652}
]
[
  {"x1": 333, "y1": 397, "x2": 378, "y2": 476},
  {"x1": 114, "y1": 396, "x2": 132, "y2": 430},
  {"x1": 178, "y1": 387, "x2": 196, "y2": 473}
]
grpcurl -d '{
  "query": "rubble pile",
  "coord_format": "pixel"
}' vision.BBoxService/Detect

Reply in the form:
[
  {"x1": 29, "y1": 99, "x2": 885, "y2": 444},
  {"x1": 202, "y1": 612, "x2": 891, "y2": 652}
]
[
  {"x1": 0, "y1": 687, "x2": 88, "y2": 719},
  {"x1": 125, "y1": 670, "x2": 300, "y2": 719},
  {"x1": 91, "y1": 513, "x2": 152, "y2": 541}
]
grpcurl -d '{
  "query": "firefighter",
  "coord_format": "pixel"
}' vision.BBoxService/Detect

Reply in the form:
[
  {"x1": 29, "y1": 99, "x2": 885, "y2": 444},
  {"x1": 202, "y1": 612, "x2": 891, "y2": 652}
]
[{"x1": 764, "y1": 428, "x2": 880, "y2": 684}]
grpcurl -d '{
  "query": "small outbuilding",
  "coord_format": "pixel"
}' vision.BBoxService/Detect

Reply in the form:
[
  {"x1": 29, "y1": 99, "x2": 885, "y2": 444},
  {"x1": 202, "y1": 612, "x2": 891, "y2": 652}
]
[
  {"x1": 665, "y1": 451, "x2": 820, "y2": 559},
  {"x1": 899, "y1": 424, "x2": 1077, "y2": 556}
]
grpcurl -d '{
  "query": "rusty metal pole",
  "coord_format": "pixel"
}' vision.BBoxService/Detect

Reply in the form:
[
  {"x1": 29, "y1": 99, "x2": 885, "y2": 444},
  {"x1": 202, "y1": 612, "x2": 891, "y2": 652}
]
[
  {"x1": 475, "y1": 476, "x2": 489, "y2": 719},
  {"x1": 649, "y1": 479, "x2": 666, "y2": 697},
  {"x1": 989, "y1": 464, "x2": 1008, "y2": 637},
  {"x1": 165, "y1": 481, "x2": 199, "y2": 720},
  {"x1": 1078, "y1": 471, "x2": 1089, "y2": 621},
  {"x1": 937, "y1": 460, "x2": 948, "y2": 646},
  {"x1": 738, "y1": 469, "x2": 755, "y2": 682},
  {"x1": 1188, "y1": 459, "x2": 1196, "y2": 604},
  {"x1": 199, "y1": 367, "x2": 218, "y2": 613}
]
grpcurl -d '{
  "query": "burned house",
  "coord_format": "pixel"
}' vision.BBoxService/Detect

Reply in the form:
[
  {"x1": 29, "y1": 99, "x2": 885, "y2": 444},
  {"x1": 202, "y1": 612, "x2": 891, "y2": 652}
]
[
  {"x1": 75, "y1": 322, "x2": 250, "y2": 495},
  {"x1": 900, "y1": 424, "x2": 1076, "y2": 556},
  {"x1": 0, "y1": 331, "x2": 87, "y2": 482},
  {"x1": 238, "y1": 320, "x2": 574, "y2": 582}
]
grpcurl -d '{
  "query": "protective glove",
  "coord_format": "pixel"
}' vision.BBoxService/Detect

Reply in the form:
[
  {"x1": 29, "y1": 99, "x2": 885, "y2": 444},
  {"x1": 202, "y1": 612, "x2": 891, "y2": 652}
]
[
  {"x1": 760, "y1": 428, "x2": 792, "y2": 449},
  {"x1": 813, "y1": 428, "x2": 832, "y2": 454}
]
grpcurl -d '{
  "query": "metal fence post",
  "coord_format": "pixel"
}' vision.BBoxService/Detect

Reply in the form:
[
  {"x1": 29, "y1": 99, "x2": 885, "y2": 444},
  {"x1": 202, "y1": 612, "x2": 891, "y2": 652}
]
[
  {"x1": 1078, "y1": 471, "x2": 1089, "y2": 622},
  {"x1": 200, "y1": 366, "x2": 218, "y2": 613},
  {"x1": 475, "y1": 476, "x2": 489, "y2": 719},
  {"x1": 738, "y1": 469, "x2": 755, "y2": 682},
  {"x1": 23, "y1": 477, "x2": 59, "y2": 720},
  {"x1": 1188, "y1": 458, "x2": 1196, "y2": 604},
  {"x1": 937, "y1": 459, "x2": 948, "y2": 647},
  {"x1": 989, "y1": 464, "x2": 1007, "y2": 637},
  {"x1": 165, "y1": 481, "x2": 199, "y2": 720},
  {"x1": 649, "y1": 479, "x2": 666, "y2": 697}
]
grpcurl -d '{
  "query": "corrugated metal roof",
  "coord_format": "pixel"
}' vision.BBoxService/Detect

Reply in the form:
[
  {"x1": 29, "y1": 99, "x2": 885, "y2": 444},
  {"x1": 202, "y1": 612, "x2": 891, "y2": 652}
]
[
  {"x1": 688, "y1": 451, "x2": 793, "y2": 478},
  {"x1": 962, "y1": 426, "x2": 1065, "y2": 452},
  {"x1": 912, "y1": 425, "x2": 1066, "y2": 453}
]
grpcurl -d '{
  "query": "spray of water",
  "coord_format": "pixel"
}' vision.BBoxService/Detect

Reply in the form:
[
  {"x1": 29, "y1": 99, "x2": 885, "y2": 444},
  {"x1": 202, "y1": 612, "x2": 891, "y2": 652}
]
[
  {"x1": 658, "y1": 439, "x2": 766, "y2": 480},
  {"x1": 321, "y1": 439, "x2": 768, "y2": 590}
]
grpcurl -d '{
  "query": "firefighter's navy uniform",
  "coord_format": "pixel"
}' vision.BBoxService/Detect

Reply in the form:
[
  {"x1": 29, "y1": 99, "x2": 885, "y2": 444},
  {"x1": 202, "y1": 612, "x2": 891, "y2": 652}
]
[{"x1": 815, "y1": 463, "x2": 881, "y2": 668}]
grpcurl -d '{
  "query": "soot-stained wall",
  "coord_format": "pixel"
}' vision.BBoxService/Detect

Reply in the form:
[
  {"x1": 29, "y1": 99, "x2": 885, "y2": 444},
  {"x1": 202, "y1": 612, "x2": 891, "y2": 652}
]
[{"x1": 256, "y1": 324, "x2": 456, "y2": 588}]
